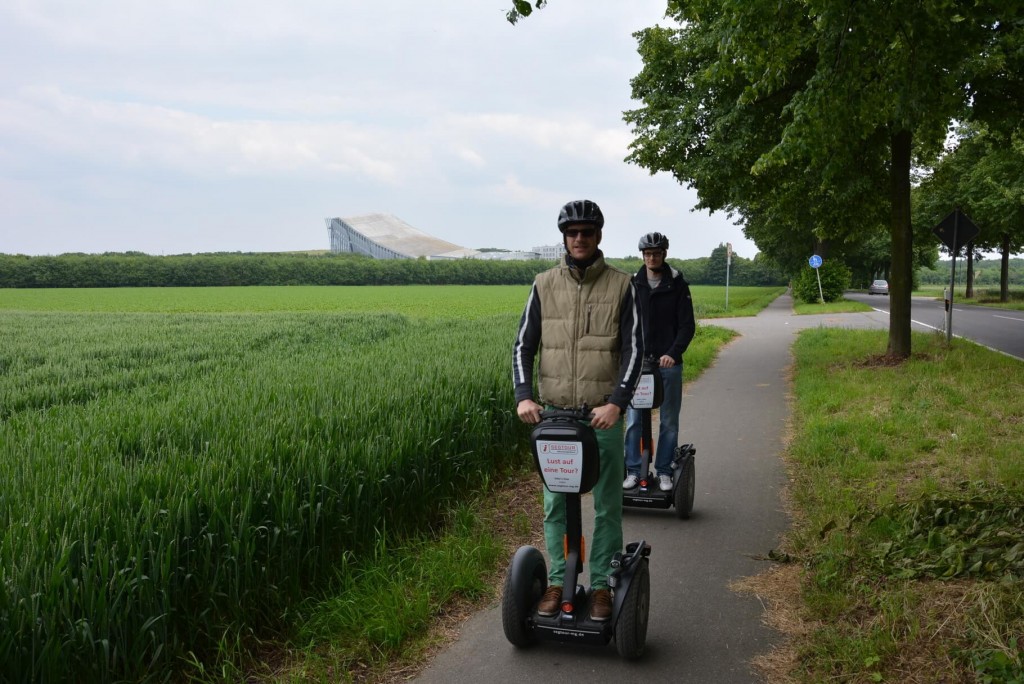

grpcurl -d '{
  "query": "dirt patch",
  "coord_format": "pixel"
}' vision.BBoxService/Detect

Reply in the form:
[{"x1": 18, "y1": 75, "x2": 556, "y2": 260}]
[
  {"x1": 730, "y1": 565, "x2": 982, "y2": 682},
  {"x1": 853, "y1": 351, "x2": 938, "y2": 369},
  {"x1": 854, "y1": 353, "x2": 909, "y2": 368},
  {"x1": 730, "y1": 563, "x2": 812, "y2": 684}
]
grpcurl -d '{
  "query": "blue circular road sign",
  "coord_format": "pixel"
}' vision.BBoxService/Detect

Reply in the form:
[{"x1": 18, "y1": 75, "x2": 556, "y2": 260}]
[{"x1": 809, "y1": 255, "x2": 823, "y2": 268}]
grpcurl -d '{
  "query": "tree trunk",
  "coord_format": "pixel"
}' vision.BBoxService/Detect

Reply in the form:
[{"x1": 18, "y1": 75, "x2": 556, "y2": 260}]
[
  {"x1": 965, "y1": 245, "x2": 975, "y2": 299},
  {"x1": 887, "y1": 129, "x2": 913, "y2": 359},
  {"x1": 1001, "y1": 233, "x2": 1010, "y2": 302}
]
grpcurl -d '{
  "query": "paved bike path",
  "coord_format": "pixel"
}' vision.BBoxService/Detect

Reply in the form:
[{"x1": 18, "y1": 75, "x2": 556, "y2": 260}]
[{"x1": 414, "y1": 293, "x2": 889, "y2": 683}]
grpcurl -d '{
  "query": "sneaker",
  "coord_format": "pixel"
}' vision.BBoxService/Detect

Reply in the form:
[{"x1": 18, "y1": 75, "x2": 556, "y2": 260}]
[
  {"x1": 590, "y1": 589, "x2": 612, "y2": 622},
  {"x1": 658, "y1": 474, "x2": 673, "y2": 491},
  {"x1": 537, "y1": 585, "x2": 563, "y2": 617},
  {"x1": 622, "y1": 474, "x2": 639, "y2": 489}
]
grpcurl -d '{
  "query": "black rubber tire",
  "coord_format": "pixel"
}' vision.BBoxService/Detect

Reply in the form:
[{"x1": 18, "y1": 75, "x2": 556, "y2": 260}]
[
  {"x1": 614, "y1": 559, "x2": 650, "y2": 659},
  {"x1": 501, "y1": 546, "x2": 547, "y2": 647},
  {"x1": 674, "y1": 455, "x2": 695, "y2": 519}
]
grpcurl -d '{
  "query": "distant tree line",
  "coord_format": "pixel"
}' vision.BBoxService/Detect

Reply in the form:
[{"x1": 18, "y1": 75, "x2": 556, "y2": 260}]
[
  {"x1": 917, "y1": 258, "x2": 1024, "y2": 287},
  {"x1": 0, "y1": 252, "x2": 550, "y2": 288},
  {"x1": 613, "y1": 244, "x2": 787, "y2": 287},
  {"x1": 0, "y1": 250, "x2": 788, "y2": 289}
]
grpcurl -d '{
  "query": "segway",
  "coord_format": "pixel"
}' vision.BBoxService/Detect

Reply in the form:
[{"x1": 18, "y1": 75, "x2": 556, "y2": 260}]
[
  {"x1": 501, "y1": 405, "x2": 651, "y2": 659},
  {"x1": 623, "y1": 356, "x2": 696, "y2": 519}
]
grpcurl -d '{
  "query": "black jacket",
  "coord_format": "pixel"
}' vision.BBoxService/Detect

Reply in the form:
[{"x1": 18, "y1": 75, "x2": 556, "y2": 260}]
[{"x1": 633, "y1": 264, "x2": 696, "y2": 363}]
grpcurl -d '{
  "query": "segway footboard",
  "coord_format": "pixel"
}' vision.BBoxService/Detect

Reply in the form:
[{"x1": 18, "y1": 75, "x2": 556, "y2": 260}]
[{"x1": 622, "y1": 486, "x2": 674, "y2": 509}]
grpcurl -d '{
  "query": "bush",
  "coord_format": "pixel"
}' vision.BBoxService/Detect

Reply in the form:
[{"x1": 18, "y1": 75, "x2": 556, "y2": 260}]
[{"x1": 793, "y1": 261, "x2": 851, "y2": 303}]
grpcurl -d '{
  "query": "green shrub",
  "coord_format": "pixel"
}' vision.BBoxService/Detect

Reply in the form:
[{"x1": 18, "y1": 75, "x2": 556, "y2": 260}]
[{"x1": 793, "y1": 262, "x2": 851, "y2": 303}]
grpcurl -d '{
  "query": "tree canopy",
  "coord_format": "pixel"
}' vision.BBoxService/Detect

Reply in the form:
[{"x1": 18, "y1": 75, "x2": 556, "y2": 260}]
[
  {"x1": 914, "y1": 122, "x2": 1024, "y2": 301},
  {"x1": 510, "y1": 2, "x2": 1022, "y2": 355},
  {"x1": 622, "y1": 1, "x2": 1024, "y2": 358}
]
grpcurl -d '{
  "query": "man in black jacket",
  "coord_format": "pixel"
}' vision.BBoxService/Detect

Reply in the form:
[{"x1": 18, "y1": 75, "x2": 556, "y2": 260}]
[{"x1": 623, "y1": 232, "x2": 696, "y2": 492}]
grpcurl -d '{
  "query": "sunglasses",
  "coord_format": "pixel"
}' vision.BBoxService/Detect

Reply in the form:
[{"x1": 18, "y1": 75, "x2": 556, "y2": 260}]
[
  {"x1": 643, "y1": 251, "x2": 665, "y2": 259},
  {"x1": 564, "y1": 228, "x2": 597, "y2": 238}
]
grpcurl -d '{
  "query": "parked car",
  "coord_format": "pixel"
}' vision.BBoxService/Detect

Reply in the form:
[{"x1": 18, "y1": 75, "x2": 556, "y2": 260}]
[{"x1": 868, "y1": 279, "x2": 889, "y2": 295}]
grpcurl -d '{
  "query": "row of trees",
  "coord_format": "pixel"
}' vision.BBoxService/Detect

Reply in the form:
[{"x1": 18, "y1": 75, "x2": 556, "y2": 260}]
[
  {"x1": 918, "y1": 257, "x2": 1024, "y2": 287},
  {"x1": 0, "y1": 253, "x2": 551, "y2": 288},
  {"x1": 0, "y1": 250, "x2": 787, "y2": 289},
  {"x1": 513, "y1": 2, "x2": 1023, "y2": 357},
  {"x1": 620, "y1": 245, "x2": 787, "y2": 286},
  {"x1": 913, "y1": 123, "x2": 1024, "y2": 300}
]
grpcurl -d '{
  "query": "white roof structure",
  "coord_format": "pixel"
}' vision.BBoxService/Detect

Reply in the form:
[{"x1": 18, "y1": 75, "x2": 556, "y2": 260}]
[
  {"x1": 475, "y1": 250, "x2": 544, "y2": 261},
  {"x1": 325, "y1": 213, "x2": 479, "y2": 260}
]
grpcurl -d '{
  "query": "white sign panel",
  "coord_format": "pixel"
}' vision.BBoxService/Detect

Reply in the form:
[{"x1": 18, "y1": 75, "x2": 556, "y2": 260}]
[
  {"x1": 536, "y1": 440, "x2": 584, "y2": 493},
  {"x1": 632, "y1": 373, "x2": 656, "y2": 409}
]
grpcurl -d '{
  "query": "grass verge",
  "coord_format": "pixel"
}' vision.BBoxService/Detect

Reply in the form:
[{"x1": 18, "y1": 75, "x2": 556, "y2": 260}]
[
  {"x1": 744, "y1": 328, "x2": 1024, "y2": 683},
  {"x1": 792, "y1": 299, "x2": 875, "y2": 315},
  {"x1": 241, "y1": 469, "x2": 542, "y2": 684},
  {"x1": 692, "y1": 285, "x2": 787, "y2": 318},
  {"x1": 914, "y1": 286, "x2": 1024, "y2": 311},
  {"x1": 685, "y1": 324, "x2": 738, "y2": 383}
]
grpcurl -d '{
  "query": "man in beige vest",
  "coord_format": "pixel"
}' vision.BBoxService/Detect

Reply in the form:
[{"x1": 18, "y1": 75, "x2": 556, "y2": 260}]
[{"x1": 512, "y1": 199, "x2": 643, "y2": 622}]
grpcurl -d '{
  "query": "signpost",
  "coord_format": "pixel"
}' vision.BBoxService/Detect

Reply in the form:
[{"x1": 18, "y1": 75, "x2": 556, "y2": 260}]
[
  {"x1": 808, "y1": 254, "x2": 824, "y2": 304},
  {"x1": 725, "y1": 242, "x2": 732, "y2": 309},
  {"x1": 932, "y1": 209, "x2": 981, "y2": 342}
]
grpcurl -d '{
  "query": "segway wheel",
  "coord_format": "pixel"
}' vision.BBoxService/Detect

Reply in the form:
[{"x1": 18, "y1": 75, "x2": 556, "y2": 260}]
[
  {"x1": 674, "y1": 454, "x2": 695, "y2": 519},
  {"x1": 501, "y1": 545, "x2": 547, "y2": 647},
  {"x1": 614, "y1": 558, "x2": 650, "y2": 659}
]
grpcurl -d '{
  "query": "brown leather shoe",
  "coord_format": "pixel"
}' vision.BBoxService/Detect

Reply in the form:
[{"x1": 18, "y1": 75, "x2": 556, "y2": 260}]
[
  {"x1": 537, "y1": 585, "x2": 563, "y2": 617},
  {"x1": 590, "y1": 588, "x2": 612, "y2": 622}
]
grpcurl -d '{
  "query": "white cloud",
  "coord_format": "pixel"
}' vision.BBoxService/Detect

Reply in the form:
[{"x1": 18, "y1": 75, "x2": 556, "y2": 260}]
[
  {"x1": 490, "y1": 174, "x2": 566, "y2": 208},
  {"x1": 0, "y1": 0, "x2": 759, "y2": 260},
  {"x1": 445, "y1": 113, "x2": 632, "y2": 164},
  {"x1": 4, "y1": 86, "x2": 412, "y2": 182}
]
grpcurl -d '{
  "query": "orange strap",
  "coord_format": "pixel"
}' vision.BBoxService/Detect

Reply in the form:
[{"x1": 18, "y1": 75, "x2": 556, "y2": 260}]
[{"x1": 563, "y1": 535, "x2": 586, "y2": 563}]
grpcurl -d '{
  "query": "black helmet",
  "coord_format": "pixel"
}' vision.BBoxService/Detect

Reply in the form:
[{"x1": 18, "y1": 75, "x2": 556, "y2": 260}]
[
  {"x1": 557, "y1": 200, "x2": 604, "y2": 231},
  {"x1": 638, "y1": 232, "x2": 669, "y2": 251}
]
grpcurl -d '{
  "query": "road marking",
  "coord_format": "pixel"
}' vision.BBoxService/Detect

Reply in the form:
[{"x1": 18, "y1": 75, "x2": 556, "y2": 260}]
[
  {"x1": 918, "y1": 325, "x2": 1024, "y2": 362},
  {"x1": 993, "y1": 315, "x2": 1024, "y2": 323},
  {"x1": 867, "y1": 307, "x2": 945, "y2": 333},
  {"x1": 974, "y1": 344, "x2": 1024, "y2": 363}
]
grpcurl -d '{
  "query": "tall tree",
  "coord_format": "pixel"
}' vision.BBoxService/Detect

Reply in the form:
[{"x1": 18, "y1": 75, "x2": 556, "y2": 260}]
[
  {"x1": 508, "y1": 2, "x2": 1021, "y2": 348},
  {"x1": 623, "y1": 0, "x2": 1017, "y2": 358}
]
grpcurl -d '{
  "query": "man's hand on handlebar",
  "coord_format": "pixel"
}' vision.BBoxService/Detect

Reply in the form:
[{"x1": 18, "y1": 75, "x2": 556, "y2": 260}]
[
  {"x1": 516, "y1": 399, "x2": 543, "y2": 425},
  {"x1": 589, "y1": 403, "x2": 621, "y2": 430},
  {"x1": 519, "y1": 400, "x2": 620, "y2": 429}
]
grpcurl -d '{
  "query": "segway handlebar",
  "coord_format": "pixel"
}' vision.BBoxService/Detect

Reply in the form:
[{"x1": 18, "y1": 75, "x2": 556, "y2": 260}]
[{"x1": 538, "y1": 405, "x2": 594, "y2": 423}]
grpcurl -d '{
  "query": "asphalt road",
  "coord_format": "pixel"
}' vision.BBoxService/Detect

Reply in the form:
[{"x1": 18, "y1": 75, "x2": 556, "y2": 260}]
[
  {"x1": 844, "y1": 292, "x2": 1024, "y2": 361},
  {"x1": 414, "y1": 293, "x2": 897, "y2": 684}
]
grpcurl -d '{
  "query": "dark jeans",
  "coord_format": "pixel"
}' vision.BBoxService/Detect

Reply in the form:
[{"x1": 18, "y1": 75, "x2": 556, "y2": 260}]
[{"x1": 625, "y1": 363, "x2": 682, "y2": 477}]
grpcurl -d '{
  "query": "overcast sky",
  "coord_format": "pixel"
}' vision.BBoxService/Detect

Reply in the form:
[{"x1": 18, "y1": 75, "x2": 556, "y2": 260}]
[{"x1": 0, "y1": 1, "x2": 760, "y2": 261}]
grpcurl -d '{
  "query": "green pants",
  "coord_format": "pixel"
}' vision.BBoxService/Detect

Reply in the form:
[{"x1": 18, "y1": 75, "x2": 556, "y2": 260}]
[{"x1": 543, "y1": 417, "x2": 624, "y2": 591}]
